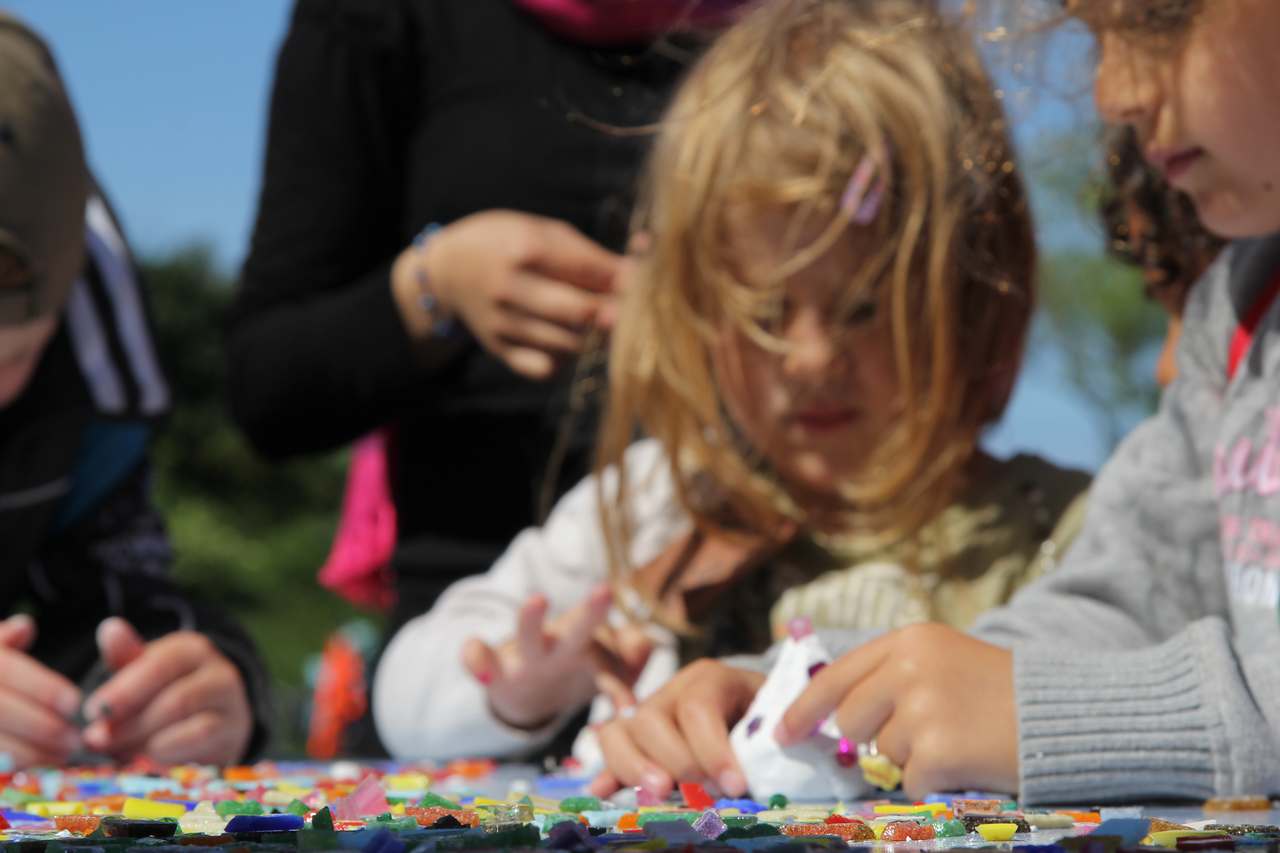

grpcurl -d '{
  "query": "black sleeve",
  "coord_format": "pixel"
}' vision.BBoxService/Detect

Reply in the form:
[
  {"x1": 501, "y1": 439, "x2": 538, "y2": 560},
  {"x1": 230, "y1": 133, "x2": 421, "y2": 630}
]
[
  {"x1": 227, "y1": 0, "x2": 446, "y2": 459},
  {"x1": 35, "y1": 464, "x2": 273, "y2": 761}
]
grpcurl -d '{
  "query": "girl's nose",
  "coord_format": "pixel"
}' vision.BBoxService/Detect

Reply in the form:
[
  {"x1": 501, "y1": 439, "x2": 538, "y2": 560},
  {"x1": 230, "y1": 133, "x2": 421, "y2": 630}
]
[
  {"x1": 1094, "y1": 32, "x2": 1162, "y2": 132},
  {"x1": 781, "y1": 313, "x2": 838, "y2": 379}
]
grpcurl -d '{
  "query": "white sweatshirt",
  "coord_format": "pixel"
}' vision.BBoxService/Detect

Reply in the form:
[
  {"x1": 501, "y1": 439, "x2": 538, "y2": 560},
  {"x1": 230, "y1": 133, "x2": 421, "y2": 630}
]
[{"x1": 373, "y1": 439, "x2": 690, "y2": 760}]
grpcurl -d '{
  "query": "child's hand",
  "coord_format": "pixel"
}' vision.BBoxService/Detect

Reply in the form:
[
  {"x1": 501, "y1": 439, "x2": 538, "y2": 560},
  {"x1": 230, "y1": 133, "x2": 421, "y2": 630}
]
[
  {"x1": 777, "y1": 623, "x2": 1018, "y2": 797},
  {"x1": 587, "y1": 659, "x2": 765, "y2": 799},
  {"x1": 0, "y1": 614, "x2": 82, "y2": 766},
  {"x1": 462, "y1": 584, "x2": 653, "y2": 731},
  {"x1": 82, "y1": 617, "x2": 253, "y2": 765}
]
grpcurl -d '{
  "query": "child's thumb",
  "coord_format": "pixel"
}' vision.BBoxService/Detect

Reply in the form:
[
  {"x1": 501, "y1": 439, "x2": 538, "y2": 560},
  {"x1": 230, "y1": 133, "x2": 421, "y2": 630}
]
[
  {"x1": 96, "y1": 617, "x2": 146, "y2": 672},
  {"x1": 0, "y1": 613, "x2": 36, "y2": 651},
  {"x1": 614, "y1": 624, "x2": 656, "y2": 672}
]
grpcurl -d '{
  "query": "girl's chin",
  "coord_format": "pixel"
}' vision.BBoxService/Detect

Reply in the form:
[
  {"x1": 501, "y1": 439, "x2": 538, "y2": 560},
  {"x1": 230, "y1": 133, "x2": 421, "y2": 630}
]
[{"x1": 1194, "y1": 190, "x2": 1280, "y2": 239}]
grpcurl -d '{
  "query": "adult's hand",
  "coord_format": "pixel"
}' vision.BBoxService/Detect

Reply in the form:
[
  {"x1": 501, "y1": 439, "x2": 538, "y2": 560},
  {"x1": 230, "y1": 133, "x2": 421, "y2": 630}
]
[{"x1": 392, "y1": 211, "x2": 620, "y2": 380}]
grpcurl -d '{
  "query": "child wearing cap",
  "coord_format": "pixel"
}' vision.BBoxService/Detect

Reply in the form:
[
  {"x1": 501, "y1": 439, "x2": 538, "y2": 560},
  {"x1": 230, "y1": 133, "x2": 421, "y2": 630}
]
[{"x1": 0, "y1": 13, "x2": 269, "y2": 767}]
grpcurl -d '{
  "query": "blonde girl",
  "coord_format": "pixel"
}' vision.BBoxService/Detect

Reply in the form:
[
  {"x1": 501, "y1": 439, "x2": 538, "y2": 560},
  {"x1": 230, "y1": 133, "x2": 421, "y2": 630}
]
[
  {"x1": 621, "y1": 0, "x2": 1280, "y2": 804},
  {"x1": 373, "y1": 0, "x2": 1086, "y2": 789}
]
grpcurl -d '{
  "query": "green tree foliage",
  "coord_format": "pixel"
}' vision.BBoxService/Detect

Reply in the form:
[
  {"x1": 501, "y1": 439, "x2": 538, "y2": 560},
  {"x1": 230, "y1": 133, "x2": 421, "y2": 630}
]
[
  {"x1": 1037, "y1": 250, "x2": 1165, "y2": 449},
  {"x1": 141, "y1": 245, "x2": 374, "y2": 754},
  {"x1": 1031, "y1": 129, "x2": 1169, "y2": 451}
]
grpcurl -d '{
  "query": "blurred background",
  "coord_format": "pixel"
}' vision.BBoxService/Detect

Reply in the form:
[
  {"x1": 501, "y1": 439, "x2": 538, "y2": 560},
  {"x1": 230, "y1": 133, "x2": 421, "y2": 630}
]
[{"x1": 6, "y1": 1, "x2": 1157, "y2": 754}]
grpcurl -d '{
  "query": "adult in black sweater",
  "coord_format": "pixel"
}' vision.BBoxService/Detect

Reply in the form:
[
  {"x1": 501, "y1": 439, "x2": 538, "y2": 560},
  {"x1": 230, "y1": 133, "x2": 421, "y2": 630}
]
[{"x1": 228, "y1": 0, "x2": 695, "y2": 636}]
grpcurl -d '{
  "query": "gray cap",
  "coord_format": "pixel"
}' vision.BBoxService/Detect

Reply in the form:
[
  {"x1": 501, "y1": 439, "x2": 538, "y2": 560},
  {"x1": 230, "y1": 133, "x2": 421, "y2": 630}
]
[{"x1": 0, "y1": 13, "x2": 88, "y2": 326}]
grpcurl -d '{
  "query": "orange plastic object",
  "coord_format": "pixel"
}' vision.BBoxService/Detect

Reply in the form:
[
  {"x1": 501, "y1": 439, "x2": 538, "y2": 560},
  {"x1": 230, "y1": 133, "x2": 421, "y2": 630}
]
[
  {"x1": 880, "y1": 820, "x2": 936, "y2": 842},
  {"x1": 1062, "y1": 811, "x2": 1102, "y2": 823},
  {"x1": 825, "y1": 814, "x2": 858, "y2": 824},
  {"x1": 782, "y1": 822, "x2": 875, "y2": 842},
  {"x1": 54, "y1": 815, "x2": 101, "y2": 836},
  {"x1": 1205, "y1": 796, "x2": 1272, "y2": 811},
  {"x1": 307, "y1": 633, "x2": 368, "y2": 760},
  {"x1": 224, "y1": 766, "x2": 260, "y2": 782},
  {"x1": 334, "y1": 820, "x2": 367, "y2": 831},
  {"x1": 85, "y1": 795, "x2": 128, "y2": 813},
  {"x1": 618, "y1": 813, "x2": 640, "y2": 832},
  {"x1": 445, "y1": 759, "x2": 495, "y2": 779},
  {"x1": 406, "y1": 807, "x2": 480, "y2": 828}
]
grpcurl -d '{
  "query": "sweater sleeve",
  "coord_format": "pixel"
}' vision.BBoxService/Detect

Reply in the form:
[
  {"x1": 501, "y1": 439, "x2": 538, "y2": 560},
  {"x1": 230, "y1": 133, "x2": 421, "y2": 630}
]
[
  {"x1": 371, "y1": 439, "x2": 689, "y2": 760},
  {"x1": 972, "y1": 247, "x2": 1280, "y2": 803},
  {"x1": 973, "y1": 251, "x2": 1233, "y2": 652},
  {"x1": 227, "y1": 0, "x2": 452, "y2": 459}
]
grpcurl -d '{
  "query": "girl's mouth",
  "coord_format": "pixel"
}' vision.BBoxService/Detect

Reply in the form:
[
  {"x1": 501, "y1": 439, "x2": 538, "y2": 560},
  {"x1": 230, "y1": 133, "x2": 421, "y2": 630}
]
[
  {"x1": 791, "y1": 408, "x2": 858, "y2": 432},
  {"x1": 1148, "y1": 145, "x2": 1205, "y2": 184}
]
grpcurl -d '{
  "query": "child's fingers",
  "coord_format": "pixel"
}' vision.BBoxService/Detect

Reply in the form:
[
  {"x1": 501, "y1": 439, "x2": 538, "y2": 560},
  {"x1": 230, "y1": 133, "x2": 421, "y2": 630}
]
[
  {"x1": 0, "y1": 730, "x2": 70, "y2": 770},
  {"x1": 84, "y1": 632, "x2": 209, "y2": 723},
  {"x1": 553, "y1": 584, "x2": 613, "y2": 659},
  {"x1": 594, "y1": 719, "x2": 673, "y2": 797},
  {"x1": 626, "y1": 706, "x2": 704, "y2": 786},
  {"x1": 0, "y1": 685, "x2": 80, "y2": 756},
  {"x1": 514, "y1": 594, "x2": 551, "y2": 657},
  {"x1": 828, "y1": 684, "x2": 895, "y2": 755},
  {"x1": 461, "y1": 637, "x2": 502, "y2": 686},
  {"x1": 592, "y1": 668, "x2": 637, "y2": 713},
  {"x1": 96, "y1": 617, "x2": 147, "y2": 673},
  {"x1": 0, "y1": 646, "x2": 80, "y2": 719},
  {"x1": 675, "y1": 697, "x2": 747, "y2": 797},
  {"x1": 84, "y1": 661, "x2": 233, "y2": 756},
  {"x1": 586, "y1": 769, "x2": 622, "y2": 799},
  {"x1": 0, "y1": 614, "x2": 36, "y2": 651},
  {"x1": 142, "y1": 710, "x2": 236, "y2": 766},
  {"x1": 777, "y1": 637, "x2": 891, "y2": 745}
]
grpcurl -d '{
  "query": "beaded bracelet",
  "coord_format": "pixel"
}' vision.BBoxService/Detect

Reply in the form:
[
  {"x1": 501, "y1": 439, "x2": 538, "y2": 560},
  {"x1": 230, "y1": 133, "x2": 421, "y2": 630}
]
[{"x1": 412, "y1": 223, "x2": 456, "y2": 337}]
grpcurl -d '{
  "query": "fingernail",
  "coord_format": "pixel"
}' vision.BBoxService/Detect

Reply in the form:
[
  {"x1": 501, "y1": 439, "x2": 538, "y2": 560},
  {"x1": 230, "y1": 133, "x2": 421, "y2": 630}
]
[
  {"x1": 83, "y1": 722, "x2": 108, "y2": 749},
  {"x1": 58, "y1": 691, "x2": 82, "y2": 720},
  {"x1": 475, "y1": 670, "x2": 493, "y2": 686},
  {"x1": 641, "y1": 771, "x2": 667, "y2": 796},
  {"x1": 718, "y1": 769, "x2": 746, "y2": 797}
]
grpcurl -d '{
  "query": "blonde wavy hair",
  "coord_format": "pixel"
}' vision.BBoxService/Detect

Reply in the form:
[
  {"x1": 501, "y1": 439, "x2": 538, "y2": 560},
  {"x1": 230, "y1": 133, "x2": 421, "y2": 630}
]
[{"x1": 598, "y1": 0, "x2": 1035, "y2": 598}]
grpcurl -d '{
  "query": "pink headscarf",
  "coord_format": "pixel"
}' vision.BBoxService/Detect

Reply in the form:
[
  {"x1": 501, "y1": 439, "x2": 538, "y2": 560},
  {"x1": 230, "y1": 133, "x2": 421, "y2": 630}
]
[{"x1": 513, "y1": 0, "x2": 748, "y2": 44}]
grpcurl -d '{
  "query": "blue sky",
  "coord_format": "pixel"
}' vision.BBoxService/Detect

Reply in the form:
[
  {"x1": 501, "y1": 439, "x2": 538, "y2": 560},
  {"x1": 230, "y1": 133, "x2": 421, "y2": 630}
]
[{"x1": 11, "y1": 1, "x2": 1124, "y2": 472}]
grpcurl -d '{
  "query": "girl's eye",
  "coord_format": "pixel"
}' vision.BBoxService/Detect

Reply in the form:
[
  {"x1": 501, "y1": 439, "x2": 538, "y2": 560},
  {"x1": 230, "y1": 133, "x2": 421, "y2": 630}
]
[
  {"x1": 763, "y1": 295, "x2": 794, "y2": 332},
  {"x1": 842, "y1": 300, "x2": 878, "y2": 327}
]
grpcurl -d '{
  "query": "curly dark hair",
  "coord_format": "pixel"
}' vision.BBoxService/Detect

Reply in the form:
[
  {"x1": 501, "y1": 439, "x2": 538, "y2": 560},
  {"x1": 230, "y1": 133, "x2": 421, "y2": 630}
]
[{"x1": 1098, "y1": 125, "x2": 1223, "y2": 312}]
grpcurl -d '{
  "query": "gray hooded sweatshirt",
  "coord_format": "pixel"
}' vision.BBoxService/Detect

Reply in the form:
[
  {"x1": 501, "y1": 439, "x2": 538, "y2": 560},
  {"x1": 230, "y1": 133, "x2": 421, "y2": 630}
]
[{"x1": 970, "y1": 233, "x2": 1280, "y2": 803}]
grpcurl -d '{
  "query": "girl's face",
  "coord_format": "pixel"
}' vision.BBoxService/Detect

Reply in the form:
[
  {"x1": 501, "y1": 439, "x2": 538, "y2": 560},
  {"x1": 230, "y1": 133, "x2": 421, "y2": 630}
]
[
  {"x1": 714, "y1": 221, "x2": 901, "y2": 500},
  {"x1": 1087, "y1": 1, "x2": 1280, "y2": 237}
]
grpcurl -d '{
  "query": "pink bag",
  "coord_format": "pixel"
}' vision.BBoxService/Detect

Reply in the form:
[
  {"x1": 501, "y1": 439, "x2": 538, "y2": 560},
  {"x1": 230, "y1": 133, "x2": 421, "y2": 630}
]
[{"x1": 317, "y1": 431, "x2": 397, "y2": 611}]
